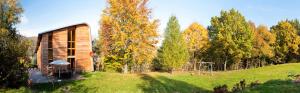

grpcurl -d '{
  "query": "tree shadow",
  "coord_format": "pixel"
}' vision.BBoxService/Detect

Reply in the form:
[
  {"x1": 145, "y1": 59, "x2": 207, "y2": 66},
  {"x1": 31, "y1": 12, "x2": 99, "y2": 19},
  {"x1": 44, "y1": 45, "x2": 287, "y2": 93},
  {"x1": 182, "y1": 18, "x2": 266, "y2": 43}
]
[
  {"x1": 29, "y1": 72, "x2": 99, "y2": 92},
  {"x1": 31, "y1": 81, "x2": 75, "y2": 92},
  {"x1": 243, "y1": 79, "x2": 300, "y2": 93},
  {"x1": 138, "y1": 74, "x2": 212, "y2": 93},
  {"x1": 31, "y1": 79, "x2": 97, "y2": 93}
]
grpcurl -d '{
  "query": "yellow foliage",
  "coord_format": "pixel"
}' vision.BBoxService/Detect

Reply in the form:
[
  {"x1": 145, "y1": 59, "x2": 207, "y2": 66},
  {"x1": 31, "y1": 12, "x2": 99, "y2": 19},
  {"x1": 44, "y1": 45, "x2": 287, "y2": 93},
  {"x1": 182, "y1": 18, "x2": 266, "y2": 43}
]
[
  {"x1": 183, "y1": 22, "x2": 210, "y2": 55},
  {"x1": 271, "y1": 21, "x2": 300, "y2": 55},
  {"x1": 252, "y1": 24, "x2": 276, "y2": 58},
  {"x1": 99, "y1": 0, "x2": 159, "y2": 68}
]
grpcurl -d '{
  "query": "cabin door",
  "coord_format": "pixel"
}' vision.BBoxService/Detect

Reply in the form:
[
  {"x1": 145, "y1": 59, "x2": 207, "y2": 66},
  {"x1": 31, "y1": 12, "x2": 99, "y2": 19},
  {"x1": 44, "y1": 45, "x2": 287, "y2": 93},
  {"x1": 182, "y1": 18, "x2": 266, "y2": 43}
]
[{"x1": 67, "y1": 58, "x2": 75, "y2": 71}]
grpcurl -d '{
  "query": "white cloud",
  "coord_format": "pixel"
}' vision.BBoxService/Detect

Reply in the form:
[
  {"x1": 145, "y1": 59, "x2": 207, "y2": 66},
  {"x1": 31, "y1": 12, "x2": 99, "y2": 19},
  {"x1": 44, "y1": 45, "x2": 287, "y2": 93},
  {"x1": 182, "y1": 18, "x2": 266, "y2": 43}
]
[
  {"x1": 20, "y1": 15, "x2": 29, "y2": 25},
  {"x1": 18, "y1": 28, "x2": 39, "y2": 37}
]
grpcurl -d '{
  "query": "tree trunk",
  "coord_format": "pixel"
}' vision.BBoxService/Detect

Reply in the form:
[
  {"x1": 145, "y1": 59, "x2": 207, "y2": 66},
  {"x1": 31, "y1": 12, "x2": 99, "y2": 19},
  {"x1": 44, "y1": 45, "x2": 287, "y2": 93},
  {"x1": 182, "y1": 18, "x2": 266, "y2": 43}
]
[
  {"x1": 246, "y1": 59, "x2": 249, "y2": 69},
  {"x1": 193, "y1": 52, "x2": 197, "y2": 71},
  {"x1": 100, "y1": 57, "x2": 105, "y2": 71},
  {"x1": 224, "y1": 56, "x2": 227, "y2": 71},
  {"x1": 169, "y1": 68, "x2": 174, "y2": 74},
  {"x1": 193, "y1": 59, "x2": 197, "y2": 71},
  {"x1": 123, "y1": 62, "x2": 128, "y2": 74}
]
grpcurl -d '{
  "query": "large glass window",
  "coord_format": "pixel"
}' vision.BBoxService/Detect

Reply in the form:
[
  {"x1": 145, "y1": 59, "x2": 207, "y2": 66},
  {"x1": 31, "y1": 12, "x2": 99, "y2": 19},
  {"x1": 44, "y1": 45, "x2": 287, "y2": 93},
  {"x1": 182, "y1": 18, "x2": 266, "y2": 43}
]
[
  {"x1": 67, "y1": 29, "x2": 75, "y2": 56},
  {"x1": 67, "y1": 28, "x2": 76, "y2": 70},
  {"x1": 48, "y1": 32, "x2": 53, "y2": 63}
]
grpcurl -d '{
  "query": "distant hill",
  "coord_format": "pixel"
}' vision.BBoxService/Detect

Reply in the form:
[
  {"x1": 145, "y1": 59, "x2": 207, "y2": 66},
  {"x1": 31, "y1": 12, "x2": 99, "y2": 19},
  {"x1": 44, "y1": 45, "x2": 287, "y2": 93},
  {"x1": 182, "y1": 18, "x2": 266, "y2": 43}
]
[{"x1": 26, "y1": 36, "x2": 37, "y2": 56}]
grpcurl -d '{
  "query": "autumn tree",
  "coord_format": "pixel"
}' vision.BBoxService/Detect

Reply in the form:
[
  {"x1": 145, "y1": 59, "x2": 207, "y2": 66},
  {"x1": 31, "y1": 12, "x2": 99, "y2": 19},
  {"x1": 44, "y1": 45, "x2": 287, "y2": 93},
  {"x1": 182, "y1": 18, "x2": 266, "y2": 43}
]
[
  {"x1": 287, "y1": 19, "x2": 300, "y2": 61},
  {"x1": 208, "y1": 9, "x2": 253, "y2": 70},
  {"x1": 183, "y1": 22, "x2": 209, "y2": 70},
  {"x1": 161, "y1": 16, "x2": 189, "y2": 73},
  {"x1": 286, "y1": 19, "x2": 300, "y2": 35},
  {"x1": 249, "y1": 21, "x2": 275, "y2": 67},
  {"x1": 99, "y1": 15, "x2": 117, "y2": 71},
  {"x1": 0, "y1": 0, "x2": 31, "y2": 87},
  {"x1": 271, "y1": 21, "x2": 300, "y2": 63},
  {"x1": 99, "y1": 0, "x2": 159, "y2": 73}
]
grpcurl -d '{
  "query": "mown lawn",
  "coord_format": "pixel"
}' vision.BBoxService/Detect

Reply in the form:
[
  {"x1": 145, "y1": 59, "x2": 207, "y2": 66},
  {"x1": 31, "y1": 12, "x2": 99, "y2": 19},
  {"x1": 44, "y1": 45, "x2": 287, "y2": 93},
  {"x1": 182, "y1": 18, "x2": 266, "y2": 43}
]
[{"x1": 2, "y1": 63, "x2": 300, "y2": 93}]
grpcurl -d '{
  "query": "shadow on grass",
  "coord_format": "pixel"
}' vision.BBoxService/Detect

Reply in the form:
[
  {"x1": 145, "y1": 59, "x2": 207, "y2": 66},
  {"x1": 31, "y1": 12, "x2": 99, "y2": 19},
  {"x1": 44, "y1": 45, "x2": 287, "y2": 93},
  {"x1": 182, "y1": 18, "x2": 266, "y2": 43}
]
[
  {"x1": 138, "y1": 74, "x2": 212, "y2": 93},
  {"x1": 31, "y1": 81, "x2": 73, "y2": 92},
  {"x1": 243, "y1": 79, "x2": 300, "y2": 93},
  {"x1": 31, "y1": 72, "x2": 99, "y2": 92},
  {"x1": 31, "y1": 80, "x2": 97, "y2": 93}
]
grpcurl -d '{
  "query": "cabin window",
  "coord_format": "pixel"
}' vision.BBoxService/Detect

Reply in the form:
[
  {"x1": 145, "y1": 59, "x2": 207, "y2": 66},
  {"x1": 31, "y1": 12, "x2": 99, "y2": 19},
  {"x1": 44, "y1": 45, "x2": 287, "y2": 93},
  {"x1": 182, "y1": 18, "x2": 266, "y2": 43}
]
[
  {"x1": 48, "y1": 32, "x2": 53, "y2": 63},
  {"x1": 67, "y1": 28, "x2": 76, "y2": 71},
  {"x1": 67, "y1": 28, "x2": 75, "y2": 56}
]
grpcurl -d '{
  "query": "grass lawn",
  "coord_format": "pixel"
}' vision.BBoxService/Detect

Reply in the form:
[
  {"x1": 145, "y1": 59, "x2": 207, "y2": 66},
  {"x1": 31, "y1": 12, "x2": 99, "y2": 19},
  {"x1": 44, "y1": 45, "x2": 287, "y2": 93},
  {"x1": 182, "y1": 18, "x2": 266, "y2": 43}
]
[{"x1": 2, "y1": 63, "x2": 300, "y2": 93}]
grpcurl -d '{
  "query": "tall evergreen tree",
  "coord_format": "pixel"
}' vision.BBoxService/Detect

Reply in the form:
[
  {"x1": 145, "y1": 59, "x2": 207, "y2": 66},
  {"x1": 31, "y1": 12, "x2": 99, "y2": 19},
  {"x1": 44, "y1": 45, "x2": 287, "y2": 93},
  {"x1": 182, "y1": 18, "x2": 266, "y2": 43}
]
[{"x1": 161, "y1": 16, "x2": 189, "y2": 73}]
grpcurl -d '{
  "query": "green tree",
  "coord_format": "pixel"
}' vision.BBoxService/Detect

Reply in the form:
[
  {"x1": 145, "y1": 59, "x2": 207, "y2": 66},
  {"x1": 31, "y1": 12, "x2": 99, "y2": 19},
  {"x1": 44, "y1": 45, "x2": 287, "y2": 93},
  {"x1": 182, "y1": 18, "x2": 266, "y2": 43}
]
[
  {"x1": 161, "y1": 16, "x2": 189, "y2": 73},
  {"x1": 286, "y1": 19, "x2": 300, "y2": 35},
  {"x1": 0, "y1": 0, "x2": 30, "y2": 87},
  {"x1": 183, "y1": 22, "x2": 210, "y2": 70},
  {"x1": 99, "y1": 0, "x2": 159, "y2": 73},
  {"x1": 209, "y1": 9, "x2": 253, "y2": 70},
  {"x1": 271, "y1": 21, "x2": 300, "y2": 63},
  {"x1": 92, "y1": 38, "x2": 101, "y2": 71}
]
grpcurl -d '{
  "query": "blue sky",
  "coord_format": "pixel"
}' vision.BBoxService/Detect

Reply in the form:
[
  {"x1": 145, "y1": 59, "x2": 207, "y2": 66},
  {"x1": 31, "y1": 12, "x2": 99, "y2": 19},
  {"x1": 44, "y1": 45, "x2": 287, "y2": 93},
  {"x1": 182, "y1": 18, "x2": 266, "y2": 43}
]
[{"x1": 19, "y1": 0, "x2": 300, "y2": 39}]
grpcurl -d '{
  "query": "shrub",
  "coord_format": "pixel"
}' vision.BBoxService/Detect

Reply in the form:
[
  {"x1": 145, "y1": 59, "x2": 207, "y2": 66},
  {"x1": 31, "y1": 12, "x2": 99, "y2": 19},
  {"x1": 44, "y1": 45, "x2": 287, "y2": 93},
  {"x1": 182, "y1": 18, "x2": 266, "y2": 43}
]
[
  {"x1": 249, "y1": 80, "x2": 261, "y2": 87},
  {"x1": 104, "y1": 61, "x2": 122, "y2": 72},
  {"x1": 213, "y1": 84, "x2": 229, "y2": 93},
  {"x1": 231, "y1": 79, "x2": 246, "y2": 93}
]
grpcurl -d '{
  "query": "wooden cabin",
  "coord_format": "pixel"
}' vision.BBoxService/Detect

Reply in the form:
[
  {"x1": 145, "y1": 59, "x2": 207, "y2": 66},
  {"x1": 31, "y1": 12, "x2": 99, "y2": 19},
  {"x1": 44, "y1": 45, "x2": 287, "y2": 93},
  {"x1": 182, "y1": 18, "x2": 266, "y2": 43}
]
[{"x1": 35, "y1": 23, "x2": 93, "y2": 75}]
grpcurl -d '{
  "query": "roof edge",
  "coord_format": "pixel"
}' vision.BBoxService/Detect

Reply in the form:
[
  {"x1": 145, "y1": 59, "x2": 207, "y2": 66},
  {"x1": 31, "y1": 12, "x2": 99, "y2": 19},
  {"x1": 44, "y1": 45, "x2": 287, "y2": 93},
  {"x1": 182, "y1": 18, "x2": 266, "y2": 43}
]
[
  {"x1": 38, "y1": 23, "x2": 89, "y2": 35},
  {"x1": 34, "y1": 23, "x2": 90, "y2": 53}
]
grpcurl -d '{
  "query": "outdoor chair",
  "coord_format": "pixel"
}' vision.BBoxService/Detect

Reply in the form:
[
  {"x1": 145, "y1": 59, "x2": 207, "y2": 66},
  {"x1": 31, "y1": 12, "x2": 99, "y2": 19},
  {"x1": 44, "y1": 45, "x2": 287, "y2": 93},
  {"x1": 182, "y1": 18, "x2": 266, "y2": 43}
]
[{"x1": 47, "y1": 65, "x2": 55, "y2": 87}]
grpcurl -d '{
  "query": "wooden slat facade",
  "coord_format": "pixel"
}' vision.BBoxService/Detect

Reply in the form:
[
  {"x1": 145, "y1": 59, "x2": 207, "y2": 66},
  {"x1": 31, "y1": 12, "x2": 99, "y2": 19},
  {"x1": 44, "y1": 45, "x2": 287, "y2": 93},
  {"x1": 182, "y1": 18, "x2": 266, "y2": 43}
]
[{"x1": 36, "y1": 23, "x2": 93, "y2": 75}]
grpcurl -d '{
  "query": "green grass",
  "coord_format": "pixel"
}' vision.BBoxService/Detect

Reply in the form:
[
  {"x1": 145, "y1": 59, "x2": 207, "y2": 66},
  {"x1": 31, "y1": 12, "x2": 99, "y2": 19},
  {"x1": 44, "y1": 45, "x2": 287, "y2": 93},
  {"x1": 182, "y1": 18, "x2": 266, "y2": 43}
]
[{"x1": 2, "y1": 63, "x2": 300, "y2": 93}]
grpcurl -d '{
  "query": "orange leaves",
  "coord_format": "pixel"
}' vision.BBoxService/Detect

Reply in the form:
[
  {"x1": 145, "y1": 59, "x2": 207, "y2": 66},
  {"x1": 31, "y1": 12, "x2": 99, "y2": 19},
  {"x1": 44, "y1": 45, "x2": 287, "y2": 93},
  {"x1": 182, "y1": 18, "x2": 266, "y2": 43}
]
[
  {"x1": 183, "y1": 22, "x2": 209, "y2": 53},
  {"x1": 100, "y1": 0, "x2": 159, "y2": 68},
  {"x1": 251, "y1": 24, "x2": 275, "y2": 58}
]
